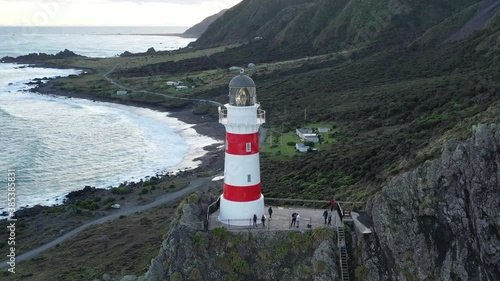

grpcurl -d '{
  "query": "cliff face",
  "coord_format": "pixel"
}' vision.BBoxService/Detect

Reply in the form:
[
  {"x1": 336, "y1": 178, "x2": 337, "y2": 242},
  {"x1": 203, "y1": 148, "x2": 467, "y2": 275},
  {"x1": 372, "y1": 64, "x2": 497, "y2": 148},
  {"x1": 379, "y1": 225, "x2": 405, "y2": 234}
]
[
  {"x1": 356, "y1": 124, "x2": 500, "y2": 281},
  {"x1": 121, "y1": 196, "x2": 338, "y2": 281}
]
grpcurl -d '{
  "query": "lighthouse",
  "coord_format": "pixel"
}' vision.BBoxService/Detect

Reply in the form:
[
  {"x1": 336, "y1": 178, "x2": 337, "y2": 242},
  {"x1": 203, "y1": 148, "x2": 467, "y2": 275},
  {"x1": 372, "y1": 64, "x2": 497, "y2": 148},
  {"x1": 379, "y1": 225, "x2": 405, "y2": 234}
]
[{"x1": 218, "y1": 70, "x2": 266, "y2": 226}]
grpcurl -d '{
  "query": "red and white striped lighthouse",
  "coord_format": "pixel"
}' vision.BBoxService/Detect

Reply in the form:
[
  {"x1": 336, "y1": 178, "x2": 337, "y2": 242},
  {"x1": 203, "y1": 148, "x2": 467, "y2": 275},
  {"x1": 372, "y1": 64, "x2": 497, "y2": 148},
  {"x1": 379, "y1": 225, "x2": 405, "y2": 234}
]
[{"x1": 218, "y1": 70, "x2": 266, "y2": 225}]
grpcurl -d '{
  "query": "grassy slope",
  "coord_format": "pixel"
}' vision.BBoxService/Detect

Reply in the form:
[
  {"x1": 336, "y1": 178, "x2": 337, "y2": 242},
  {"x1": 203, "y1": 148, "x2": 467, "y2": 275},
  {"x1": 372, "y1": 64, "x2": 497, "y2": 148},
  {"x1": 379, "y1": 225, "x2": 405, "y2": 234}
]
[
  {"x1": 3, "y1": 203, "x2": 175, "y2": 281},
  {"x1": 25, "y1": 1, "x2": 500, "y2": 204}
]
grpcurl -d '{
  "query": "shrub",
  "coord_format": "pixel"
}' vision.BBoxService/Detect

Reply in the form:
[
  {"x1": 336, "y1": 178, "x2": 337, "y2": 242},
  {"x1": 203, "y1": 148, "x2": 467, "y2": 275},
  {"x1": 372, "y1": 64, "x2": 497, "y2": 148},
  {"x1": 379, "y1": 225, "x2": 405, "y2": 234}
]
[
  {"x1": 190, "y1": 268, "x2": 202, "y2": 281},
  {"x1": 111, "y1": 187, "x2": 133, "y2": 195},
  {"x1": 187, "y1": 193, "x2": 199, "y2": 203},
  {"x1": 286, "y1": 141, "x2": 296, "y2": 146},
  {"x1": 105, "y1": 197, "x2": 115, "y2": 204},
  {"x1": 304, "y1": 141, "x2": 315, "y2": 147},
  {"x1": 355, "y1": 266, "x2": 368, "y2": 281},
  {"x1": 171, "y1": 272, "x2": 183, "y2": 281},
  {"x1": 89, "y1": 202, "x2": 100, "y2": 210}
]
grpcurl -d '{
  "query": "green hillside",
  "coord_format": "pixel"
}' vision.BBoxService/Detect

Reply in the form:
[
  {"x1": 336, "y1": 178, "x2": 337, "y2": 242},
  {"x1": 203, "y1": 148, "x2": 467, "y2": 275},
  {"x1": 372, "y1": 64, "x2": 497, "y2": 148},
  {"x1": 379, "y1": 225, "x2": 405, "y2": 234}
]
[
  {"x1": 193, "y1": 0, "x2": 480, "y2": 55},
  {"x1": 31, "y1": 0, "x2": 500, "y2": 203}
]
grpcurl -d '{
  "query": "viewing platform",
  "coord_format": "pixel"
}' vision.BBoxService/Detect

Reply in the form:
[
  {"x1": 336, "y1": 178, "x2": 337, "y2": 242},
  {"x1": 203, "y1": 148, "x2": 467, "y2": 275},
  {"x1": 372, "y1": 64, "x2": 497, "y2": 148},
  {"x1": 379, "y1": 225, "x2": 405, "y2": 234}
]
[{"x1": 208, "y1": 205, "x2": 343, "y2": 232}]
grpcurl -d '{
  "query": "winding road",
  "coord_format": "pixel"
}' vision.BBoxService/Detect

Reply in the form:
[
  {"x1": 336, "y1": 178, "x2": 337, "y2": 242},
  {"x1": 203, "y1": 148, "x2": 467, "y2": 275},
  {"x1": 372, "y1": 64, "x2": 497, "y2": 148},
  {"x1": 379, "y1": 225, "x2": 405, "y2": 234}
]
[
  {"x1": 104, "y1": 63, "x2": 223, "y2": 107},
  {"x1": 0, "y1": 177, "x2": 213, "y2": 268},
  {"x1": 1, "y1": 63, "x2": 247, "y2": 268}
]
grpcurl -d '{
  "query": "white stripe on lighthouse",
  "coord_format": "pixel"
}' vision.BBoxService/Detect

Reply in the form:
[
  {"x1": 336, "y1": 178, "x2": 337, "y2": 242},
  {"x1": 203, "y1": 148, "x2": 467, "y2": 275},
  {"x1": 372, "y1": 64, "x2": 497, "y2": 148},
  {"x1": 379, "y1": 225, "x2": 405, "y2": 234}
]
[{"x1": 224, "y1": 153, "x2": 261, "y2": 187}]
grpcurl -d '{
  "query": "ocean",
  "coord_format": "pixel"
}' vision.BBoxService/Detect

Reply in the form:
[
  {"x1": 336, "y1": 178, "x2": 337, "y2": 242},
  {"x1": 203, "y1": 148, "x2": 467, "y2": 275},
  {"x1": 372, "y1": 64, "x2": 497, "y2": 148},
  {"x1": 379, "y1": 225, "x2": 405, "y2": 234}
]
[
  {"x1": 0, "y1": 27, "x2": 215, "y2": 212},
  {"x1": 0, "y1": 26, "x2": 195, "y2": 58}
]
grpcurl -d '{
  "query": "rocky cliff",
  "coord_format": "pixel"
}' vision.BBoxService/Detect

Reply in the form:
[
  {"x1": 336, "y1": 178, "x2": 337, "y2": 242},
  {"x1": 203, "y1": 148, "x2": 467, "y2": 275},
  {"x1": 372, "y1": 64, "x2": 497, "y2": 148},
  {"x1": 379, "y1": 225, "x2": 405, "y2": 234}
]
[
  {"x1": 354, "y1": 124, "x2": 500, "y2": 281},
  {"x1": 120, "y1": 194, "x2": 338, "y2": 281}
]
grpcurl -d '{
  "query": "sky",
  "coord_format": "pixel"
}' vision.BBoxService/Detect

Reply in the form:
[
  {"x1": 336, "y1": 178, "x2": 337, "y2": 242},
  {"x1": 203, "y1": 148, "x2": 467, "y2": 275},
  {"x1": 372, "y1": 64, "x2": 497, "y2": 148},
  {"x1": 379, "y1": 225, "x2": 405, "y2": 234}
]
[{"x1": 0, "y1": 0, "x2": 241, "y2": 27}]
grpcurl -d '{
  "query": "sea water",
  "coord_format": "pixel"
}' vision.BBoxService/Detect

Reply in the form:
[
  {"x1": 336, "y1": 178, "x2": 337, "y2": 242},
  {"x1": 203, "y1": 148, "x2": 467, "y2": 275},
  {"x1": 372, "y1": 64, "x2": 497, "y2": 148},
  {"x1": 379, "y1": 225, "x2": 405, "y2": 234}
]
[{"x1": 0, "y1": 27, "x2": 215, "y2": 211}]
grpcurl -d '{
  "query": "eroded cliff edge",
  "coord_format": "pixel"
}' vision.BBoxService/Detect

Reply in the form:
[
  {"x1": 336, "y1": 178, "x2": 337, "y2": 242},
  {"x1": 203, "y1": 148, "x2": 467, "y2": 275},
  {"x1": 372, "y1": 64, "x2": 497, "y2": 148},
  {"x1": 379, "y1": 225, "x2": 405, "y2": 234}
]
[
  {"x1": 355, "y1": 124, "x2": 500, "y2": 281},
  {"x1": 120, "y1": 194, "x2": 338, "y2": 281}
]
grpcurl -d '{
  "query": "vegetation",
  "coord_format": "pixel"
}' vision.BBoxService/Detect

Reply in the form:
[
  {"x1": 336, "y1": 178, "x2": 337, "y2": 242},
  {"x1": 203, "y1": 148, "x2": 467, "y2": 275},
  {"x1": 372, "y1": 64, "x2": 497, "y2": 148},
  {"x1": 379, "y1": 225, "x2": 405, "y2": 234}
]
[
  {"x1": 1, "y1": 203, "x2": 175, "y2": 281},
  {"x1": 204, "y1": 226, "x2": 336, "y2": 279},
  {"x1": 13, "y1": 0, "x2": 499, "y2": 205}
]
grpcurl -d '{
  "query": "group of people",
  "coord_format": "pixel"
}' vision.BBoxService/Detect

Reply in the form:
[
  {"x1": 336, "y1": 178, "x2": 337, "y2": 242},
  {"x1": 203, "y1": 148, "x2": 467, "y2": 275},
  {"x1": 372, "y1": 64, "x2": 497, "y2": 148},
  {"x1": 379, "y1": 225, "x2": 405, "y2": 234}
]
[
  {"x1": 253, "y1": 207, "x2": 274, "y2": 228},
  {"x1": 290, "y1": 212, "x2": 300, "y2": 228},
  {"x1": 250, "y1": 198, "x2": 337, "y2": 229}
]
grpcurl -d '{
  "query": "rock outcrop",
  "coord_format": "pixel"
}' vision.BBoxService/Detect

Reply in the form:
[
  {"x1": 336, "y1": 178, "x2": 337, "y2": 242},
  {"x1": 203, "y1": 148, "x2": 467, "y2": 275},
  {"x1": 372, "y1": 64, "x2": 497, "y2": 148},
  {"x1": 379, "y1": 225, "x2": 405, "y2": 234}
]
[
  {"x1": 121, "y1": 194, "x2": 338, "y2": 281},
  {"x1": 1, "y1": 49, "x2": 84, "y2": 62},
  {"x1": 355, "y1": 124, "x2": 500, "y2": 281}
]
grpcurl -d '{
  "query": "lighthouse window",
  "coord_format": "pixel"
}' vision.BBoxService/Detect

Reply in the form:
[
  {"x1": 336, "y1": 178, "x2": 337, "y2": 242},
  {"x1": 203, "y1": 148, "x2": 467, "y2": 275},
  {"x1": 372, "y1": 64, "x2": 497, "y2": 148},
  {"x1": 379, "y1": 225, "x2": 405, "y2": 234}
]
[
  {"x1": 246, "y1": 142, "x2": 251, "y2": 152},
  {"x1": 247, "y1": 174, "x2": 251, "y2": 182}
]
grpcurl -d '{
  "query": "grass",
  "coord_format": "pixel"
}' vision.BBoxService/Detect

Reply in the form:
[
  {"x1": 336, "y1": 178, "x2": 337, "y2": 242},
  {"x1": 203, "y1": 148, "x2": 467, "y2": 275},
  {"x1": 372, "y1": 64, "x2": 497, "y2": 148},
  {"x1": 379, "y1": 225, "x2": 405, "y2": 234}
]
[
  {"x1": 21, "y1": 10, "x2": 500, "y2": 205},
  {"x1": 261, "y1": 123, "x2": 339, "y2": 159},
  {"x1": 2, "y1": 203, "x2": 176, "y2": 281},
  {"x1": 0, "y1": 177, "x2": 190, "y2": 257}
]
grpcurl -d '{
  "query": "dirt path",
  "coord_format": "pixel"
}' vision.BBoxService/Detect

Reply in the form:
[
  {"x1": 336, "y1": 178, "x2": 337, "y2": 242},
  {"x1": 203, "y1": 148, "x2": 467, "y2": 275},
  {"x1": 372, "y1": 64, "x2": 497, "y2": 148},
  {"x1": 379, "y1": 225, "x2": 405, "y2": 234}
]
[{"x1": 0, "y1": 177, "x2": 212, "y2": 268}]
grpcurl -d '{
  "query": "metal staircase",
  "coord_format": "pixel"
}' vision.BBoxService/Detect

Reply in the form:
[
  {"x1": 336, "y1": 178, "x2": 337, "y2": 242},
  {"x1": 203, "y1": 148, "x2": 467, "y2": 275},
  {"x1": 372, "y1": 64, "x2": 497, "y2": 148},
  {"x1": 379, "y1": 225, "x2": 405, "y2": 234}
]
[{"x1": 337, "y1": 225, "x2": 350, "y2": 281}]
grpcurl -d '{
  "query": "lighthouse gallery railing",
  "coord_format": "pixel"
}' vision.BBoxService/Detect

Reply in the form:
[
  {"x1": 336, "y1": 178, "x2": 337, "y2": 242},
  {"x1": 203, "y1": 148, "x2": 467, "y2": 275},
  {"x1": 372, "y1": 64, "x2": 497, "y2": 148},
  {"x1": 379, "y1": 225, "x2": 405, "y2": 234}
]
[{"x1": 219, "y1": 109, "x2": 266, "y2": 125}]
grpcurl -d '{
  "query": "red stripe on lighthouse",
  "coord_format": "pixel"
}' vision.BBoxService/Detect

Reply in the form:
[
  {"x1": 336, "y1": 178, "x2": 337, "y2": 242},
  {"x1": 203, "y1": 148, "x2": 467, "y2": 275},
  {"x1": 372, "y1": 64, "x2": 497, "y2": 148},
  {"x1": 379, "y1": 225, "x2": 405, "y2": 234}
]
[
  {"x1": 223, "y1": 183, "x2": 261, "y2": 202},
  {"x1": 226, "y1": 132, "x2": 259, "y2": 155}
]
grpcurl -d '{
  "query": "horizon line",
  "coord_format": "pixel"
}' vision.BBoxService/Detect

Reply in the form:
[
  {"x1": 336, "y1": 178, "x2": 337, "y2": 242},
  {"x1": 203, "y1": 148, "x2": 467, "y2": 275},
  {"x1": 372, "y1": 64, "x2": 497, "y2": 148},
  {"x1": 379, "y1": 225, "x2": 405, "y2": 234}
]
[{"x1": 0, "y1": 25, "x2": 190, "y2": 28}]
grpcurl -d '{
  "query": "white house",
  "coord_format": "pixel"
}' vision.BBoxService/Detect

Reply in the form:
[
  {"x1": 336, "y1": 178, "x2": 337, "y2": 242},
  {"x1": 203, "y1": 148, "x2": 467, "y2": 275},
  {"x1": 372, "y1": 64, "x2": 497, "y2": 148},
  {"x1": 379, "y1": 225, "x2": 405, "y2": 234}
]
[
  {"x1": 166, "y1": 81, "x2": 183, "y2": 86},
  {"x1": 303, "y1": 134, "x2": 319, "y2": 143},
  {"x1": 116, "y1": 90, "x2": 128, "y2": 96},
  {"x1": 296, "y1": 143, "x2": 310, "y2": 153},
  {"x1": 318, "y1": 127, "x2": 331, "y2": 133},
  {"x1": 176, "y1": 85, "x2": 189, "y2": 91},
  {"x1": 296, "y1": 128, "x2": 313, "y2": 139}
]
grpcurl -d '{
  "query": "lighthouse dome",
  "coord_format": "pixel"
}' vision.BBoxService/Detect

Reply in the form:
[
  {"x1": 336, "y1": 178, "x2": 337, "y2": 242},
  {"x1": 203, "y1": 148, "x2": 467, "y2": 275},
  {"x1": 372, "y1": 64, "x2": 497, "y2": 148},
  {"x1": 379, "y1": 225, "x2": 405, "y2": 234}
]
[
  {"x1": 228, "y1": 72, "x2": 257, "y2": 106},
  {"x1": 229, "y1": 74, "x2": 255, "y2": 88}
]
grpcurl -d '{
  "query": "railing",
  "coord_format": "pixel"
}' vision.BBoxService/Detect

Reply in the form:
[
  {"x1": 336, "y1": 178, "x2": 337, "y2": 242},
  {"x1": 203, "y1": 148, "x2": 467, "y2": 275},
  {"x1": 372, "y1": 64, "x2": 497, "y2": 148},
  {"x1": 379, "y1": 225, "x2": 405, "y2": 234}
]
[
  {"x1": 212, "y1": 217, "x2": 328, "y2": 231},
  {"x1": 257, "y1": 109, "x2": 266, "y2": 124},
  {"x1": 265, "y1": 198, "x2": 366, "y2": 211},
  {"x1": 218, "y1": 108, "x2": 266, "y2": 125},
  {"x1": 205, "y1": 197, "x2": 220, "y2": 230}
]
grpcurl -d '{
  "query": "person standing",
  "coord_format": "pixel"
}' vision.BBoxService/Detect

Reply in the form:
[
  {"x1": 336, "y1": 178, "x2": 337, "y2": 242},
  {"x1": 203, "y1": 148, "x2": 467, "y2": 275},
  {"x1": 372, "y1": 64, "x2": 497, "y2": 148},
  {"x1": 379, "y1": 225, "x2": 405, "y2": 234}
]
[
  {"x1": 323, "y1": 210, "x2": 328, "y2": 224},
  {"x1": 330, "y1": 197, "x2": 336, "y2": 212},
  {"x1": 296, "y1": 213, "x2": 300, "y2": 228},
  {"x1": 328, "y1": 212, "x2": 332, "y2": 226},
  {"x1": 261, "y1": 214, "x2": 266, "y2": 228},
  {"x1": 253, "y1": 214, "x2": 258, "y2": 227},
  {"x1": 290, "y1": 212, "x2": 297, "y2": 228},
  {"x1": 268, "y1": 207, "x2": 273, "y2": 220}
]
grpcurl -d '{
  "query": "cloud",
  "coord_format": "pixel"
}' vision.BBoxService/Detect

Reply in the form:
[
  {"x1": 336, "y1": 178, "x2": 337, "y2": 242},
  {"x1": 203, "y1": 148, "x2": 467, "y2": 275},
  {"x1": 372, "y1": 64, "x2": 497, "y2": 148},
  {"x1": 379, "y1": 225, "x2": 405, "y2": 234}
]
[{"x1": 0, "y1": 0, "x2": 240, "y2": 26}]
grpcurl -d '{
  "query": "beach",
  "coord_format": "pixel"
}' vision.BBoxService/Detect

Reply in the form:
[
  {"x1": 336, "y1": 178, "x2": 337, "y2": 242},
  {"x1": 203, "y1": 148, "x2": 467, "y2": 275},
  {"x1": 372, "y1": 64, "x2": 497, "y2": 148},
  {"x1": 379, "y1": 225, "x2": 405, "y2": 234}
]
[{"x1": 0, "y1": 63, "x2": 225, "y2": 213}]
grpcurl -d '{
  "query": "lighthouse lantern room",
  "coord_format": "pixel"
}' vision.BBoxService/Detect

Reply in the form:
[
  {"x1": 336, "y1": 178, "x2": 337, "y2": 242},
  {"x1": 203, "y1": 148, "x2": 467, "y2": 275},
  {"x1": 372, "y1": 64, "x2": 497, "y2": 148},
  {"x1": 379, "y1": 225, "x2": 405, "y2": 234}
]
[{"x1": 218, "y1": 70, "x2": 266, "y2": 225}]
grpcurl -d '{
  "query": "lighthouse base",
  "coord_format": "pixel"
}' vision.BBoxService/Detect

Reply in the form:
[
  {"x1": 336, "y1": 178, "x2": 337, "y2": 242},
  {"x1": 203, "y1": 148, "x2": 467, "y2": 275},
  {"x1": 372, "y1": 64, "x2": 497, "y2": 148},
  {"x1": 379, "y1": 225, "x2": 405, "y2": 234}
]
[{"x1": 218, "y1": 194, "x2": 264, "y2": 226}]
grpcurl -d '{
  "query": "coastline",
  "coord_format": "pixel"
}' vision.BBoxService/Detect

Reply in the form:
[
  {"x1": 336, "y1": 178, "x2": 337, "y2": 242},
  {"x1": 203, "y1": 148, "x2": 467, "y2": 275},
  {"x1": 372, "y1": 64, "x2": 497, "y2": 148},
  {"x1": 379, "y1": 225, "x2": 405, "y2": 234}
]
[
  {"x1": 34, "y1": 75, "x2": 227, "y2": 171},
  {"x1": 2, "y1": 69, "x2": 226, "y2": 215},
  {"x1": 34, "y1": 76, "x2": 225, "y2": 142}
]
